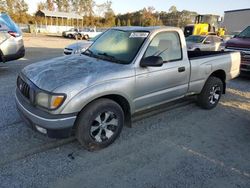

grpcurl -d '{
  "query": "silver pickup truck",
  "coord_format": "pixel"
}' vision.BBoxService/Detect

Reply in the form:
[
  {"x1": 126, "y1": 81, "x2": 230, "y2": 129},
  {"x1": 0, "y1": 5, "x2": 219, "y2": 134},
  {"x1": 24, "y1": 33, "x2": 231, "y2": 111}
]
[{"x1": 16, "y1": 26, "x2": 240, "y2": 151}]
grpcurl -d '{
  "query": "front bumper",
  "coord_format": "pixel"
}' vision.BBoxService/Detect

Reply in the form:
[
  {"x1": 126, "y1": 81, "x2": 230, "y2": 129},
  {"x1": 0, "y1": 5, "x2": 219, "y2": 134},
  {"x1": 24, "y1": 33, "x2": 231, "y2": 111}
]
[
  {"x1": 225, "y1": 48, "x2": 250, "y2": 73},
  {"x1": 15, "y1": 90, "x2": 77, "y2": 138}
]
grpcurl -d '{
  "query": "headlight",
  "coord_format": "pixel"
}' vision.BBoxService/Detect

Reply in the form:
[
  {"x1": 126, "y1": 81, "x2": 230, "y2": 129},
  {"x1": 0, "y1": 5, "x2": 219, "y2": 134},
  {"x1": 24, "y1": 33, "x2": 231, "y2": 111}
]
[
  {"x1": 36, "y1": 92, "x2": 66, "y2": 110},
  {"x1": 74, "y1": 48, "x2": 86, "y2": 54}
]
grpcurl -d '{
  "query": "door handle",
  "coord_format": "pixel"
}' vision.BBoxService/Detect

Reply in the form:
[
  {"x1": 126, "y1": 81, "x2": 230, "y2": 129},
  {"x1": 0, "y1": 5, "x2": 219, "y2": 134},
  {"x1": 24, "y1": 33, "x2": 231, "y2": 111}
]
[{"x1": 178, "y1": 67, "x2": 185, "y2": 72}]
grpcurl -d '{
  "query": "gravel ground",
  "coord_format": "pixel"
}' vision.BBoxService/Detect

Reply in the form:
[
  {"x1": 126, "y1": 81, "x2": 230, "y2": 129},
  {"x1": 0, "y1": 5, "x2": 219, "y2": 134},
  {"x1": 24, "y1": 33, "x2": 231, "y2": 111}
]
[{"x1": 0, "y1": 36, "x2": 250, "y2": 188}]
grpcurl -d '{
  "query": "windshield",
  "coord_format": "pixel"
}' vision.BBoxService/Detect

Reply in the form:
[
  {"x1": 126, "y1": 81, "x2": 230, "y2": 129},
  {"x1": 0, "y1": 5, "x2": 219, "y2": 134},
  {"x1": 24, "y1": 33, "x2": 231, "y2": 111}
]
[
  {"x1": 186, "y1": 35, "x2": 205, "y2": 43},
  {"x1": 238, "y1": 26, "x2": 250, "y2": 38},
  {"x1": 84, "y1": 29, "x2": 149, "y2": 64}
]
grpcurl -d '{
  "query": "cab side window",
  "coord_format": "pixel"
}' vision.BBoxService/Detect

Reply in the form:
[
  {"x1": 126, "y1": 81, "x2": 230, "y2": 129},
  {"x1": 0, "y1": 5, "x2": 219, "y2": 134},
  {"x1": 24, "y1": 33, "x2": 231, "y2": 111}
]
[
  {"x1": 144, "y1": 32, "x2": 182, "y2": 62},
  {"x1": 213, "y1": 36, "x2": 222, "y2": 43},
  {"x1": 205, "y1": 36, "x2": 214, "y2": 44}
]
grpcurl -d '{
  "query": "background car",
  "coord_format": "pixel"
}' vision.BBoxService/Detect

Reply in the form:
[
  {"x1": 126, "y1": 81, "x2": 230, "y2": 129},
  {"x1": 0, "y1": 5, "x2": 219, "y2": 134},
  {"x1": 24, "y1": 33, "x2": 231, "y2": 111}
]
[
  {"x1": 186, "y1": 35, "x2": 224, "y2": 51},
  {"x1": 63, "y1": 34, "x2": 101, "y2": 55},
  {"x1": 222, "y1": 31, "x2": 241, "y2": 41},
  {"x1": 0, "y1": 13, "x2": 25, "y2": 63},
  {"x1": 74, "y1": 28, "x2": 103, "y2": 40},
  {"x1": 225, "y1": 26, "x2": 250, "y2": 74},
  {"x1": 62, "y1": 28, "x2": 78, "y2": 38}
]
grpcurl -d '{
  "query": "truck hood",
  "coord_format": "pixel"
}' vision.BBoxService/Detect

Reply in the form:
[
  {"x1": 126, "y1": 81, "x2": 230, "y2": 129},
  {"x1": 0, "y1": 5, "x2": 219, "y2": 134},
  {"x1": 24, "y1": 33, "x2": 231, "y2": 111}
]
[
  {"x1": 226, "y1": 37, "x2": 250, "y2": 49},
  {"x1": 22, "y1": 55, "x2": 133, "y2": 92}
]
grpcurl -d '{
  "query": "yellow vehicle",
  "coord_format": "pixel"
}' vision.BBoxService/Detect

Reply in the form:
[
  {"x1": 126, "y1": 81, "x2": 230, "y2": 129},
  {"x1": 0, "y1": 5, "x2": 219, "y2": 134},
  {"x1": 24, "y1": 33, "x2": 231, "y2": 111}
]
[{"x1": 184, "y1": 15, "x2": 225, "y2": 37}]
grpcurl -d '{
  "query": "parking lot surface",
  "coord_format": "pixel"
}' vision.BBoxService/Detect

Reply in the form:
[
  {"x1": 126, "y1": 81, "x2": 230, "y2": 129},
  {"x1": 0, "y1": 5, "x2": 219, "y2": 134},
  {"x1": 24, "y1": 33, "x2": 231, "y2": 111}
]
[{"x1": 0, "y1": 35, "x2": 250, "y2": 188}]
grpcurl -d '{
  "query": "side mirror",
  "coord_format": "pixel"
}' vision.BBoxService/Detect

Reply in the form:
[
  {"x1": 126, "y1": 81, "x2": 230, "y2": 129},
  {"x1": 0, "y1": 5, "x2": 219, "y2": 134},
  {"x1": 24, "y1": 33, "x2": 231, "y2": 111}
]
[
  {"x1": 204, "y1": 40, "x2": 211, "y2": 44},
  {"x1": 140, "y1": 56, "x2": 164, "y2": 67}
]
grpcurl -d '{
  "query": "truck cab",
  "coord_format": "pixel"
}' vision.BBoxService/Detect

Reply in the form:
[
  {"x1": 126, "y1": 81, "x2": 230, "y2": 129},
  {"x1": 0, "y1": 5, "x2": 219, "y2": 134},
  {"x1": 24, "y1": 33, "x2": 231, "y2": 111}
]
[{"x1": 225, "y1": 26, "x2": 250, "y2": 74}]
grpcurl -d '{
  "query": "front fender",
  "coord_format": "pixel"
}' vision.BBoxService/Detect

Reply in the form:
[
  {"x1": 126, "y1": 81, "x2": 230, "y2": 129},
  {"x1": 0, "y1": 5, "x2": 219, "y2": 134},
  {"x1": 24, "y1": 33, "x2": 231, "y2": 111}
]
[{"x1": 60, "y1": 77, "x2": 135, "y2": 114}]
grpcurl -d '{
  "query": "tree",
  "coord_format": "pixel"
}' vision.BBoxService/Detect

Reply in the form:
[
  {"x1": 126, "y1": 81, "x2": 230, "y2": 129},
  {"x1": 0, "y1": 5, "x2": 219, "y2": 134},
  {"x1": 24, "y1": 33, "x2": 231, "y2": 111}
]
[
  {"x1": 103, "y1": 1, "x2": 115, "y2": 26},
  {"x1": 61, "y1": 0, "x2": 70, "y2": 12},
  {"x1": 54, "y1": 0, "x2": 62, "y2": 11},
  {"x1": 37, "y1": 2, "x2": 46, "y2": 10},
  {"x1": 0, "y1": 0, "x2": 7, "y2": 12},
  {"x1": 169, "y1": 5, "x2": 177, "y2": 13},
  {"x1": 46, "y1": 0, "x2": 54, "y2": 11},
  {"x1": 127, "y1": 19, "x2": 131, "y2": 26},
  {"x1": 14, "y1": 0, "x2": 29, "y2": 23},
  {"x1": 116, "y1": 18, "x2": 121, "y2": 26},
  {"x1": 120, "y1": 19, "x2": 125, "y2": 26}
]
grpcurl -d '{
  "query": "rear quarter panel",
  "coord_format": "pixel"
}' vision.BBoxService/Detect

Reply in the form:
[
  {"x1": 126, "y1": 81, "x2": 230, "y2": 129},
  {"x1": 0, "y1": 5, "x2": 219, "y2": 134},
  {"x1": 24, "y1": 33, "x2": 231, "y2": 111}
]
[{"x1": 188, "y1": 52, "x2": 241, "y2": 94}]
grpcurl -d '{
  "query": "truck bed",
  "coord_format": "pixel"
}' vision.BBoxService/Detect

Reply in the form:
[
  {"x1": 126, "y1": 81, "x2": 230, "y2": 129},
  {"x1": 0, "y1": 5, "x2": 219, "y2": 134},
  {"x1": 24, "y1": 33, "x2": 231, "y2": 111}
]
[{"x1": 188, "y1": 51, "x2": 232, "y2": 60}]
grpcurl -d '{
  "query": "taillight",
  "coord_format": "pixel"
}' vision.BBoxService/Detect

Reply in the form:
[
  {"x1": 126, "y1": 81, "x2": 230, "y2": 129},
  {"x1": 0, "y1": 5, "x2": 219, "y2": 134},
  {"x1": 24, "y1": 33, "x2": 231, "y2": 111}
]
[{"x1": 8, "y1": 31, "x2": 20, "y2": 37}]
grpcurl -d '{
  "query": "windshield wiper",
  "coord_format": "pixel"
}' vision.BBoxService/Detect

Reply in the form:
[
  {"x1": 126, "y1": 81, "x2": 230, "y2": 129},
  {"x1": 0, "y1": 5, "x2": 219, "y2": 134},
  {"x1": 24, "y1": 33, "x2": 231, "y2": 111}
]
[
  {"x1": 97, "y1": 52, "x2": 125, "y2": 64},
  {"x1": 98, "y1": 52, "x2": 115, "y2": 58},
  {"x1": 82, "y1": 48, "x2": 94, "y2": 56}
]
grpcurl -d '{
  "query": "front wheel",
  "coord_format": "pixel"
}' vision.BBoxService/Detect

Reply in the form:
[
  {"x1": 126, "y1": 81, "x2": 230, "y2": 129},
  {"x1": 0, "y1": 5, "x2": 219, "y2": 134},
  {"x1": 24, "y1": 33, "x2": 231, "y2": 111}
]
[
  {"x1": 197, "y1": 76, "x2": 223, "y2": 109},
  {"x1": 76, "y1": 98, "x2": 124, "y2": 151}
]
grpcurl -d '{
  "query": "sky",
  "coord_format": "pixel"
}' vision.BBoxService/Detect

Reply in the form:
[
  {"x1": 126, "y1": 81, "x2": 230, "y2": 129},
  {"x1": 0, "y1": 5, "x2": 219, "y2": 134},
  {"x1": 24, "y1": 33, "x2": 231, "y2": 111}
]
[{"x1": 27, "y1": 0, "x2": 250, "y2": 16}]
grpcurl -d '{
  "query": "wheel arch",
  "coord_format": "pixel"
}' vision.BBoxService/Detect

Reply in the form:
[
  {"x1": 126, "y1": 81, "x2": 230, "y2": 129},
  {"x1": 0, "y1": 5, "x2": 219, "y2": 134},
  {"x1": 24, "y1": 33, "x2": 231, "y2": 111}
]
[
  {"x1": 0, "y1": 49, "x2": 4, "y2": 63},
  {"x1": 74, "y1": 94, "x2": 132, "y2": 128},
  {"x1": 209, "y1": 69, "x2": 226, "y2": 94}
]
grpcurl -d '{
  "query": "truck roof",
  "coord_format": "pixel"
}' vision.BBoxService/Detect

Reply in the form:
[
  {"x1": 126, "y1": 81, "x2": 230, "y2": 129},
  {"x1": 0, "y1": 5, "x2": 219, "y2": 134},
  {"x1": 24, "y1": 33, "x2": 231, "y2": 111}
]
[{"x1": 111, "y1": 26, "x2": 179, "y2": 32}]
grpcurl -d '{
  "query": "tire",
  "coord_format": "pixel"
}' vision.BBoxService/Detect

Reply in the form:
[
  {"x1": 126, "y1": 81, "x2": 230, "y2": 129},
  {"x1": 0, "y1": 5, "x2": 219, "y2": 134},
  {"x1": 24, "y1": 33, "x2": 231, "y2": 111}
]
[
  {"x1": 84, "y1": 35, "x2": 89, "y2": 40},
  {"x1": 76, "y1": 98, "x2": 124, "y2": 151},
  {"x1": 197, "y1": 76, "x2": 223, "y2": 110},
  {"x1": 68, "y1": 34, "x2": 73, "y2": 39},
  {"x1": 194, "y1": 48, "x2": 200, "y2": 51},
  {"x1": 75, "y1": 34, "x2": 82, "y2": 40}
]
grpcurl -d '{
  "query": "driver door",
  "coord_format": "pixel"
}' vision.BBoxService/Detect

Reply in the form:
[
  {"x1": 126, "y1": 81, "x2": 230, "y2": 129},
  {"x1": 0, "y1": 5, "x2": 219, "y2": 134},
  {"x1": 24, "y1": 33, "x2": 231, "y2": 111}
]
[{"x1": 134, "y1": 31, "x2": 190, "y2": 112}]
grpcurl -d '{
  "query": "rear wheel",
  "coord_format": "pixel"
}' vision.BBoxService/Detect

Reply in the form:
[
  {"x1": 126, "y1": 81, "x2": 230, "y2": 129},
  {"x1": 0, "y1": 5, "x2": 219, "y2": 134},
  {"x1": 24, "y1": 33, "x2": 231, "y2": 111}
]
[
  {"x1": 197, "y1": 76, "x2": 223, "y2": 109},
  {"x1": 68, "y1": 34, "x2": 73, "y2": 39},
  {"x1": 76, "y1": 98, "x2": 124, "y2": 151},
  {"x1": 84, "y1": 35, "x2": 89, "y2": 40}
]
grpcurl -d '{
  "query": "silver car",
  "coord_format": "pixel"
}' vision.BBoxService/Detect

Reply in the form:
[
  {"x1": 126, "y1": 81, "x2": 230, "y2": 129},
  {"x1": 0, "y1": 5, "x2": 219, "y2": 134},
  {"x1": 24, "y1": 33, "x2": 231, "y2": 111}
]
[
  {"x1": 0, "y1": 13, "x2": 25, "y2": 63},
  {"x1": 186, "y1": 35, "x2": 224, "y2": 51},
  {"x1": 63, "y1": 34, "x2": 101, "y2": 55}
]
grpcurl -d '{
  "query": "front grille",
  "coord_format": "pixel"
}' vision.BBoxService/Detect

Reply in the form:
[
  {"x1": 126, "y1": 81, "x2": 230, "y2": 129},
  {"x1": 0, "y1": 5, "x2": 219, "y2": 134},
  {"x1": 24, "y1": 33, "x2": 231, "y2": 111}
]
[
  {"x1": 226, "y1": 47, "x2": 250, "y2": 51},
  {"x1": 241, "y1": 64, "x2": 250, "y2": 70},
  {"x1": 17, "y1": 77, "x2": 30, "y2": 99},
  {"x1": 241, "y1": 54, "x2": 250, "y2": 64}
]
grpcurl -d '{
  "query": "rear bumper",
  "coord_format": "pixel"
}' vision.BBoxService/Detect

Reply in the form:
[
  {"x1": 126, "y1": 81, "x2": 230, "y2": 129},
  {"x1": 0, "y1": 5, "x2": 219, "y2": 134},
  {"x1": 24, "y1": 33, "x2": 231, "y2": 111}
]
[
  {"x1": 3, "y1": 45, "x2": 25, "y2": 62},
  {"x1": 15, "y1": 90, "x2": 77, "y2": 138}
]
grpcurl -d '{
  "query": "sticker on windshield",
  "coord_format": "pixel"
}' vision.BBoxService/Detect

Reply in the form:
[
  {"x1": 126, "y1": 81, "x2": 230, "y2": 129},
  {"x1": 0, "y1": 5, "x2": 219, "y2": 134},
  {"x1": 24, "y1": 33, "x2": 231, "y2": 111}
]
[{"x1": 129, "y1": 32, "x2": 149, "y2": 38}]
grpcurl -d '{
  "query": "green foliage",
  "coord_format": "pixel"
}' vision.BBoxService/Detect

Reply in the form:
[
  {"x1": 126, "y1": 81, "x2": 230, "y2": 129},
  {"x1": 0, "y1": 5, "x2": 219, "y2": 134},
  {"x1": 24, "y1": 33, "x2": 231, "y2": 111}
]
[
  {"x1": 121, "y1": 19, "x2": 126, "y2": 26},
  {"x1": 0, "y1": 0, "x2": 30, "y2": 24},
  {"x1": 116, "y1": 18, "x2": 121, "y2": 26},
  {"x1": 1, "y1": 1, "x2": 197, "y2": 28},
  {"x1": 127, "y1": 19, "x2": 131, "y2": 26}
]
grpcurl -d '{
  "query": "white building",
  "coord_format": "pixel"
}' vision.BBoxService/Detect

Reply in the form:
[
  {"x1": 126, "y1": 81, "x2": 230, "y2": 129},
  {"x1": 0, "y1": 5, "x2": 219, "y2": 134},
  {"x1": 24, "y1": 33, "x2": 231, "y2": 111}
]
[{"x1": 223, "y1": 8, "x2": 250, "y2": 34}]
